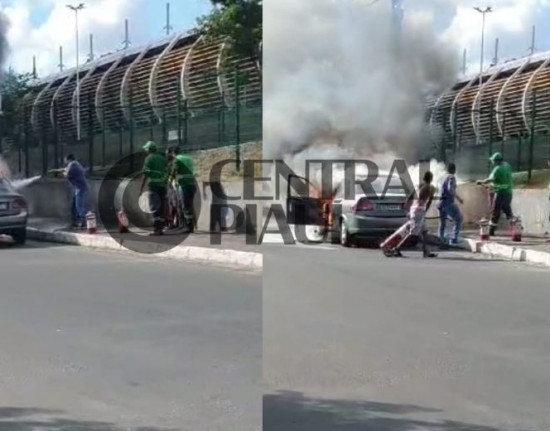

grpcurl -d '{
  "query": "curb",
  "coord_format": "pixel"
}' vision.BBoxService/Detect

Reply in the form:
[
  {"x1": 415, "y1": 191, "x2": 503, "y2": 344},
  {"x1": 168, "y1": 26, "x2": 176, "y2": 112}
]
[
  {"x1": 27, "y1": 228, "x2": 262, "y2": 270},
  {"x1": 455, "y1": 237, "x2": 550, "y2": 268}
]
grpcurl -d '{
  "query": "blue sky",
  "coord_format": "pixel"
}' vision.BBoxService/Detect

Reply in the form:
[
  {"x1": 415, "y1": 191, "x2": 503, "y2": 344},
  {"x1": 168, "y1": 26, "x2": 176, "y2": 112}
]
[
  {"x1": 0, "y1": 0, "x2": 213, "y2": 75},
  {"x1": 2, "y1": 0, "x2": 550, "y2": 78}
]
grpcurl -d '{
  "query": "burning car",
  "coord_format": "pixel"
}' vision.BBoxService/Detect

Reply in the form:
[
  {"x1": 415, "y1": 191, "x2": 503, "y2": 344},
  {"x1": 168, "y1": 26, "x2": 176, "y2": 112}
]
[
  {"x1": 286, "y1": 172, "x2": 415, "y2": 246},
  {"x1": 0, "y1": 176, "x2": 28, "y2": 245}
]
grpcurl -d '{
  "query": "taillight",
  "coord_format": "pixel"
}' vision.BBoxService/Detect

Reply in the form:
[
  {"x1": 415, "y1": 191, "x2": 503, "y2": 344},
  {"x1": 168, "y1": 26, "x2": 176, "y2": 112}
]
[
  {"x1": 12, "y1": 198, "x2": 27, "y2": 212},
  {"x1": 354, "y1": 199, "x2": 375, "y2": 212}
]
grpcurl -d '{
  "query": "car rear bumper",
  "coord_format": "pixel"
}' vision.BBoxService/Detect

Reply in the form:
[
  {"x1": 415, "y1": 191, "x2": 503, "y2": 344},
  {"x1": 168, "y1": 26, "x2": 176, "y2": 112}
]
[
  {"x1": 346, "y1": 214, "x2": 407, "y2": 237},
  {"x1": 0, "y1": 213, "x2": 28, "y2": 232}
]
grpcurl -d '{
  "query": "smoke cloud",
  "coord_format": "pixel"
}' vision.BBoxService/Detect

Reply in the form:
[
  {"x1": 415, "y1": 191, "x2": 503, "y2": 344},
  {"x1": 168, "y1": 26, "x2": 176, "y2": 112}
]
[{"x1": 263, "y1": 0, "x2": 459, "y2": 162}]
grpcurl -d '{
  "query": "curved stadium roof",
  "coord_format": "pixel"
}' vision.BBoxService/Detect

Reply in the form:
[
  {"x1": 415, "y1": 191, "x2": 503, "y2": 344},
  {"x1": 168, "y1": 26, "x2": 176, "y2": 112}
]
[
  {"x1": 428, "y1": 50, "x2": 550, "y2": 146},
  {"x1": 21, "y1": 30, "x2": 262, "y2": 140}
]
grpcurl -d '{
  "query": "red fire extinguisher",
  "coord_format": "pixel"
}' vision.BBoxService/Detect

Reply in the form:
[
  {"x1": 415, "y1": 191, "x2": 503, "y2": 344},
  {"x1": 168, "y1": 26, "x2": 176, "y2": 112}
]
[
  {"x1": 117, "y1": 210, "x2": 129, "y2": 234},
  {"x1": 479, "y1": 218, "x2": 490, "y2": 241},
  {"x1": 510, "y1": 216, "x2": 523, "y2": 242},
  {"x1": 380, "y1": 220, "x2": 411, "y2": 255},
  {"x1": 86, "y1": 211, "x2": 97, "y2": 234}
]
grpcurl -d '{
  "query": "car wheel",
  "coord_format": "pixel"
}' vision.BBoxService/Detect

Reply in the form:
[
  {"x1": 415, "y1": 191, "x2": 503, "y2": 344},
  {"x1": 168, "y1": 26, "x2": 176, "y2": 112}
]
[
  {"x1": 12, "y1": 228, "x2": 26, "y2": 245},
  {"x1": 340, "y1": 221, "x2": 352, "y2": 247}
]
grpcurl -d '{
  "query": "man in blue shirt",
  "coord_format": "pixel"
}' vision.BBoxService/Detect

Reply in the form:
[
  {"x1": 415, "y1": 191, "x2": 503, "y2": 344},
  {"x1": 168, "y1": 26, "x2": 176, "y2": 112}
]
[
  {"x1": 51, "y1": 154, "x2": 88, "y2": 228},
  {"x1": 438, "y1": 163, "x2": 464, "y2": 245}
]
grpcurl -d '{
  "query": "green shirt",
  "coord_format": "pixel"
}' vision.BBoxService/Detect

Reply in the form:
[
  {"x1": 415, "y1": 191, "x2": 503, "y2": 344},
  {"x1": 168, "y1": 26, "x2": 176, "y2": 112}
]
[
  {"x1": 489, "y1": 162, "x2": 513, "y2": 194},
  {"x1": 142, "y1": 153, "x2": 167, "y2": 188},
  {"x1": 174, "y1": 154, "x2": 195, "y2": 187}
]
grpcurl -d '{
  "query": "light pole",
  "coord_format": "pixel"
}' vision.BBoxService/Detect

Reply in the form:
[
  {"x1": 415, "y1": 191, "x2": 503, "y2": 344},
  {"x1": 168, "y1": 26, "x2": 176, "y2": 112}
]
[
  {"x1": 474, "y1": 6, "x2": 493, "y2": 89},
  {"x1": 474, "y1": 6, "x2": 492, "y2": 145},
  {"x1": 67, "y1": 3, "x2": 85, "y2": 142}
]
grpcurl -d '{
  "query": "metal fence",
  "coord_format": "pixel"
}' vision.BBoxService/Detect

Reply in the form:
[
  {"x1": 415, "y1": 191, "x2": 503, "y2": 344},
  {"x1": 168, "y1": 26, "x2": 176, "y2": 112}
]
[
  {"x1": 429, "y1": 91, "x2": 550, "y2": 179},
  {"x1": 2, "y1": 94, "x2": 262, "y2": 178}
]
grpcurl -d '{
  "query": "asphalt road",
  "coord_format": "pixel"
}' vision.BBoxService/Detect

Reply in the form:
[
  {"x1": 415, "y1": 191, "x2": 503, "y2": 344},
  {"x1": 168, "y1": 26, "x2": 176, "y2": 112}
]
[
  {"x1": 0, "y1": 241, "x2": 261, "y2": 431},
  {"x1": 264, "y1": 243, "x2": 550, "y2": 431}
]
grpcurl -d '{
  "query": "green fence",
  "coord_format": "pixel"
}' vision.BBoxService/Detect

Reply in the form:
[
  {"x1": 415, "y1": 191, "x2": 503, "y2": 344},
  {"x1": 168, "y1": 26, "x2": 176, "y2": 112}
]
[
  {"x1": 430, "y1": 92, "x2": 550, "y2": 179},
  {"x1": 2, "y1": 94, "x2": 262, "y2": 178}
]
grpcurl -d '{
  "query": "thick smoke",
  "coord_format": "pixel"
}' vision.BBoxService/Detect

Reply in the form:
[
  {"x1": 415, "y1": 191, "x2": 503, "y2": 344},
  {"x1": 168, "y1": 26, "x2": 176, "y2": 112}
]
[{"x1": 263, "y1": 0, "x2": 458, "y2": 162}]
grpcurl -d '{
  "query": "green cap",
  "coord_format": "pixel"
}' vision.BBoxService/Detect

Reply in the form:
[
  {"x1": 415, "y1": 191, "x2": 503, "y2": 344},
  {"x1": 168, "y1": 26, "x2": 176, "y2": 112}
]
[
  {"x1": 143, "y1": 141, "x2": 157, "y2": 152},
  {"x1": 490, "y1": 152, "x2": 503, "y2": 162}
]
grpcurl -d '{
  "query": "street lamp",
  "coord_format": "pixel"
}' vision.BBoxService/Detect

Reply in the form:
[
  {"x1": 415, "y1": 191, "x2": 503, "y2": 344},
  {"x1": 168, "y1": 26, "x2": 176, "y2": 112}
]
[
  {"x1": 474, "y1": 6, "x2": 492, "y2": 145},
  {"x1": 67, "y1": 3, "x2": 85, "y2": 142},
  {"x1": 474, "y1": 6, "x2": 493, "y2": 89}
]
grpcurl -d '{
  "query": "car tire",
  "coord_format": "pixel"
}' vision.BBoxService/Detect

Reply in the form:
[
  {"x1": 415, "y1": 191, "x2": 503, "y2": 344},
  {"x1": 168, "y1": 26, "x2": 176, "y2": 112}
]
[
  {"x1": 12, "y1": 228, "x2": 26, "y2": 245},
  {"x1": 340, "y1": 221, "x2": 352, "y2": 247}
]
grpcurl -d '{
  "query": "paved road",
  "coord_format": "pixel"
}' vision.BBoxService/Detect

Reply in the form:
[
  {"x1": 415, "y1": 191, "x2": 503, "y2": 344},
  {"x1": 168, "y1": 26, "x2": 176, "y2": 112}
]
[
  {"x1": 264, "y1": 243, "x2": 550, "y2": 430},
  {"x1": 0, "y1": 241, "x2": 261, "y2": 431}
]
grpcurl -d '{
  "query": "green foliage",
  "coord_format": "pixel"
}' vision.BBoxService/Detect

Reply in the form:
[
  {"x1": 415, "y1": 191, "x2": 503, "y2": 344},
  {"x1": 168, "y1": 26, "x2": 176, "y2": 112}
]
[
  {"x1": 1, "y1": 70, "x2": 33, "y2": 137},
  {"x1": 198, "y1": 0, "x2": 262, "y2": 70}
]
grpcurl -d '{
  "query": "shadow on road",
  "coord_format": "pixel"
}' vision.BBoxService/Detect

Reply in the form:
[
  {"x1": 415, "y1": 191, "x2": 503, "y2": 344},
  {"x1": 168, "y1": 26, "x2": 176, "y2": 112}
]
[
  {"x1": 0, "y1": 407, "x2": 177, "y2": 431},
  {"x1": 263, "y1": 391, "x2": 507, "y2": 431}
]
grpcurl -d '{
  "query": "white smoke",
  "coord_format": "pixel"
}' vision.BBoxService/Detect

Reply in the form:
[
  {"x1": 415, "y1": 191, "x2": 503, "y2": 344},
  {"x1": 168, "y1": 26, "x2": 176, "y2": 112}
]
[{"x1": 264, "y1": 0, "x2": 458, "y2": 166}]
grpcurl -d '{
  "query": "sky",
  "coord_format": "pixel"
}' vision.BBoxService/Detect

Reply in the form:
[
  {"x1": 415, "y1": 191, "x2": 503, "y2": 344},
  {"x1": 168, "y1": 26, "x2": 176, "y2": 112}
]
[
  {"x1": 0, "y1": 0, "x2": 213, "y2": 77},
  {"x1": 404, "y1": 0, "x2": 550, "y2": 76},
  {"x1": 1, "y1": 0, "x2": 550, "y2": 79}
]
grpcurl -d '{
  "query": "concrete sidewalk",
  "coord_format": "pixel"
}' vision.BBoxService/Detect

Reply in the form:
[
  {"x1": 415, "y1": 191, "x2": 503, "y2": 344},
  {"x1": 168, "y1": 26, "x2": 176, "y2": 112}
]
[
  {"x1": 456, "y1": 229, "x2": 550, "y2": 268},
  {"x1": 27, "y1": 218, "x2": 262, "y2": 270}
]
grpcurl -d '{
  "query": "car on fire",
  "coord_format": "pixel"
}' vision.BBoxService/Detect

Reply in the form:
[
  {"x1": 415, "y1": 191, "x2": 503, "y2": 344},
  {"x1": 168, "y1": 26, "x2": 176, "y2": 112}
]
[
  {"x1": 286, "y1": 172, "x2": 417, "y2": 247},
  {"x1": 0, "y1": 176, "x2": 28, "y2": 245}
]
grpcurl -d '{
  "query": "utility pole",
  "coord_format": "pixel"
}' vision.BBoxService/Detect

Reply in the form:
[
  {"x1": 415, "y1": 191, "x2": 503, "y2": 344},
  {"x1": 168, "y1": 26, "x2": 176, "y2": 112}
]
[
  {"x1": 32, "y1": 56, "x2": 37, "y2": 79},
  {"x1": 474, "y1": 6, "x2": 493, "y2": 89},
  {"x1": 122, "y1": 19, "x2": 131, "y2": 49},
  {"x1": 492, "y1": 37, "x2": 499, "y2": 66},
  {"x1": 67, "y1": 3, "x2": 86, "y2": 141},
  {"x1": 530, "y1": 25, "x2": 536, "y2": 55},
  {"x1": 164, "y1": 2, "x2": 173, "y2": 35},
  {"x1": 58, "y1": 46, "x2": 64, "y2": 72},
  {"x1": 88, "y1": 33, "x2": 95, "y2": 62}
]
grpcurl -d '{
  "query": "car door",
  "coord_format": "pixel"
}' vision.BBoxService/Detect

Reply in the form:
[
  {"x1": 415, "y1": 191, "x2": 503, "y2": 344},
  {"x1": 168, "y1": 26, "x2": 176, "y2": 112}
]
[{"x1": 286, "y1": 174, "x2": 326, "y2": 226}]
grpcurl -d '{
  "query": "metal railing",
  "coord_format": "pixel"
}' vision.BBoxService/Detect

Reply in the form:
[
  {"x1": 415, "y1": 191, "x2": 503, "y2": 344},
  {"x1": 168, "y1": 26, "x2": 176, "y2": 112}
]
[
  {"x1": 2, "y1": 93, "x2": 261, "y2": 178},
  {"x1": 429, "y1": 90, "x2": 550, "y2": 179}
]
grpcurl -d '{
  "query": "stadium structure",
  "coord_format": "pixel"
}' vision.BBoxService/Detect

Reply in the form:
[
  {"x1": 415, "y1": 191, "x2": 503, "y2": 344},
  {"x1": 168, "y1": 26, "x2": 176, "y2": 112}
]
[
  {"x1": 20, "y1": 30, "x2": 262, "y2": 141},
  {"x1": 427, "y1": 51, "x2": 550, "y2": 147}
]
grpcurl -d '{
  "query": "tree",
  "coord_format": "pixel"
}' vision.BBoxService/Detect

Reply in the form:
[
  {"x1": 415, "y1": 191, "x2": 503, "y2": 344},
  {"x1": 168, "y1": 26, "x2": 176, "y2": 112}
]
[
  {"x1": 1, "y1": 69, "x2": 33, "y2": 141},
  {"x1": 198, "y1": 0, "x2": 262, "y2": 74}
]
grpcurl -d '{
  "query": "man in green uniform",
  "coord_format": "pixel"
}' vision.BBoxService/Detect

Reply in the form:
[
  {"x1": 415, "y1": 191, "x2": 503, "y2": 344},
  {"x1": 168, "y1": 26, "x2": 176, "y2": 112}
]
[
  {"x1": 173, "y1": 148, "x2": 197, "y2": 233},
  {"x1": 140, "y1": 141, "x2": 167, "y2": 236},
  {"x1": 477, "y1": 152, "x2": 514, "y2": 236}
]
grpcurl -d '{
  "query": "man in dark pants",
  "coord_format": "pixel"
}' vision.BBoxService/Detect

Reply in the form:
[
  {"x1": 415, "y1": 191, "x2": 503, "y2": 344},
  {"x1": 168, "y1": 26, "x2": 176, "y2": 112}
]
[
  {"x1": 173, "y1": 148, "x2": 197, "y2": 233},
  {"x1": 477, "y1": 152, "x2": 514, "y2": 236},
  {"x1": 140, "y1": 141, "x2": 167, "y2": 236}
]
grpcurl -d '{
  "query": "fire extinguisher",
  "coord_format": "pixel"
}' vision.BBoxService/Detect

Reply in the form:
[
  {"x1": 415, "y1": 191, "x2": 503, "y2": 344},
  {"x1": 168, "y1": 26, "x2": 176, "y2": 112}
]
[
  {"x1": 380, "y1": 220, "x2": 411, "y2": 255},
  {"x1": 510, "y1": 216, "x2": 523, "y2": 242},
  {"x1": 479, "y1": 218, "x2": 490, "y2": 241},
  {"x1": 86, "y1": 211, "x2": 97, "y2": 234},
  {"x1": 118, "y1": 210, "x2": 129, "y2": 234}
]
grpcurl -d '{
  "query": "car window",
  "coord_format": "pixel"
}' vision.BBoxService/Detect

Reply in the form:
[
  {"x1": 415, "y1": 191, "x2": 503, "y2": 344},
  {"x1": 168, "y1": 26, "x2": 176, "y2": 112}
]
[{"x1": 355, "y1": 176, "x2": 410, "y2": 197}]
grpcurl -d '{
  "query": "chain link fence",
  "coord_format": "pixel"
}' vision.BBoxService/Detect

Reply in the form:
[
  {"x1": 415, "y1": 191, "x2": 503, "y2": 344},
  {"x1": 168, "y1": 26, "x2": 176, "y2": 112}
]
[
  {"x1": 429, "y1": 90, "x2": 550, "y2": 179},
  {"x1": 1, "y1": 89, "x2": 261, "y2": 178}
]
